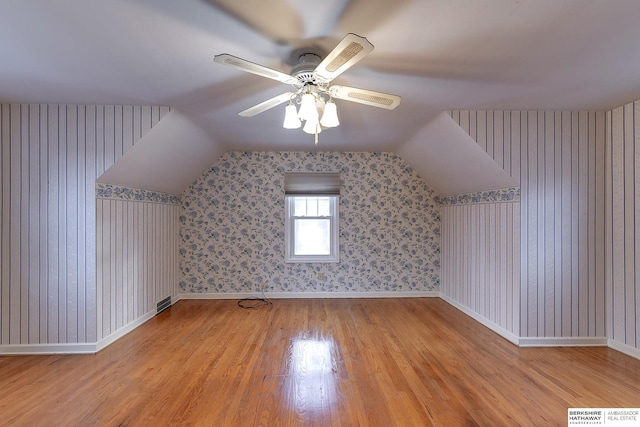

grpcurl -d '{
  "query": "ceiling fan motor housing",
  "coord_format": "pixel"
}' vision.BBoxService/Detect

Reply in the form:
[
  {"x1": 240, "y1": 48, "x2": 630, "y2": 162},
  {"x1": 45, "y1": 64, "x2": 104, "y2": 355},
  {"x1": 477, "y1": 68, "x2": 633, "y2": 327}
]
[{"x1": 291, "y1": 53, "x2": 323, "y2": 85}]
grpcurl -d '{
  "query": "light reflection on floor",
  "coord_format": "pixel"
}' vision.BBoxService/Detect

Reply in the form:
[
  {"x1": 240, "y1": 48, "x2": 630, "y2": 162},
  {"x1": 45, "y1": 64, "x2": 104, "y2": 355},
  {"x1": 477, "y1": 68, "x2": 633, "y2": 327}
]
[{"x1": 289, "y1": 338, "x2": 337, "y2": 415}]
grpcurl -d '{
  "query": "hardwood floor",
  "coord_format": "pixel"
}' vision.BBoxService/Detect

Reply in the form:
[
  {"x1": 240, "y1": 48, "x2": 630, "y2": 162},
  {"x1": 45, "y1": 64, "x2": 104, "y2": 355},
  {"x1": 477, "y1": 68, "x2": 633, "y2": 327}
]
[{"x1": 1, "y1": 298, "x2": 639, "y2": 426}]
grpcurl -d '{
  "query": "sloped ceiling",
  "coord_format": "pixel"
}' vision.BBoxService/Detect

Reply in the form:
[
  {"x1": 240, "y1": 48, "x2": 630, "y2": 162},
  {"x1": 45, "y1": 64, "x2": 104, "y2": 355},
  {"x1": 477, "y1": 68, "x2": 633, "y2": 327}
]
[
  {"x1": 399, "y1": 113, "x2": 517, "y2": 196},
  {"x1": 2, "y1": 1, "x2": 640, "y2": 194},
  {"x1": 96, "y1": 110, "x2": 226, "y2": 195}
]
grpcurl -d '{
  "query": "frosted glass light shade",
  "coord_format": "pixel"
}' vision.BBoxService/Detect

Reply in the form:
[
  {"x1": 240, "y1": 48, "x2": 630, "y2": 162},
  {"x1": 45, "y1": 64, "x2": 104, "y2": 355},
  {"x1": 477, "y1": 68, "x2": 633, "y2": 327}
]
[
  {"x1": 298, "y1": 93, "x2": 317, "y2": 121},
  {"x1": 303, "y1": 114, "x2": 321, "y2": 135},
  {"x1": 320, "y1": 101, "x2": 339, "y2": 127},
  {"x1": 283, "y1": 104, "x2": 301, "y2": 129}
]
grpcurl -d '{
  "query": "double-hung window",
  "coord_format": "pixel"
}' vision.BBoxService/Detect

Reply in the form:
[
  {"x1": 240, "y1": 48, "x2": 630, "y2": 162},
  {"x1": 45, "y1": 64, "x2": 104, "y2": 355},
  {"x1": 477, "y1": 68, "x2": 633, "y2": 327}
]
[{"x1": 284, "y1": 172, "x2": 340, "y2": 263}]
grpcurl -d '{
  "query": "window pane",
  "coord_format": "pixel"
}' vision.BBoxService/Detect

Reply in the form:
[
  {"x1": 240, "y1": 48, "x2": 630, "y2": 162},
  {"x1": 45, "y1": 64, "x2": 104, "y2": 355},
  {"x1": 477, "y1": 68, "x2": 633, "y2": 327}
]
[
  {"x1": 317, "y1": 198, "x2": 330, "y2": 216},
  {"x1": 294, "y1": 198, "x2": 307, "y2": 216},
  {"x1": 307, "y1": 198, "x2": 318, "y2": 216},
  {"x1": 293, "y1": 196, "x2": 331, "y2": 217},
  {"x1": 294, "y1": 219, "x2": 331, "y2": 255}
]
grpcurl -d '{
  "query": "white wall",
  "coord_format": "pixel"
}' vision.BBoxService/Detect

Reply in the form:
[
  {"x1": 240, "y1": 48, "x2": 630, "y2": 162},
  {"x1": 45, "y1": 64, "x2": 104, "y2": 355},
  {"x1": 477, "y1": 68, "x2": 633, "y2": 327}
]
[
  {"x1": 606, "y1": 102, "x2": 640, "y2": 355},
  {"x1": 0, "y1": 104, "x2": 168, "y2": 348},
  {"x1": 450, "y1": 110, "x2": 607, "y2": 340}
]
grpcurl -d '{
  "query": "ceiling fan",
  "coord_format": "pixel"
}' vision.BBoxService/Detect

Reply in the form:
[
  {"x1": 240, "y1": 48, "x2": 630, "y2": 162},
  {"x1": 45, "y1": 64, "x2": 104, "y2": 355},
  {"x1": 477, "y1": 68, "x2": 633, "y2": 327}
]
[{"x1": 214, "y1": 33, "x2": 401, "y2": 144}]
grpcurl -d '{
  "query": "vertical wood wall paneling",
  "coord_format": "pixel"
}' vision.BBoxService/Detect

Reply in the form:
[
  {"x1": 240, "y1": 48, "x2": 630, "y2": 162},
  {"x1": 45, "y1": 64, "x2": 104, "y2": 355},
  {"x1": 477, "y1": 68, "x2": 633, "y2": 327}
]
[
  {"x1": 115, "y1": 200, "x2": 123, "y2": 331},
  {"x1": 623, "y1": 105, "x2": 635, "y2": 347},
  {"x1": 11, "y1": 104, "x2": 22, "y2": 344},
  {"x1": 610, "y1": 107, "x2": 626, "y2": 343},
  {"x1": 542, "y1": 112, "x2": 554, "y2": 336},
  {"x1": 635, "y1": 103, "x2": 640, "y2": 349},
  {"x1": 635, "y1": 102, "x2": 640, "y2": 349},
  {"x1": 27, "y1": 105, "x2": 40, "y2": 343},
  {"x1": 0, "y1": 104, "x2": 169, "y2": 346},
  {"x1": 604, "y1": 111, "x2": 613, "y2": 341},
  {"x1": 559, "y1": 111, "x2": 571, "y2": 336},
  {"x1": 450, "y1": 109, "x2": 607, "y2": 339},
  {"x1": 512, "y1": 201, "x2": 521, "y2": 334},
  {"x1": 606, "y1": 101, "x2": 640, "y2": 350},
  {"x1": 1, "y1": 105, "x2": 9, "y2": 344},
  {"x1": 522, "y1": 111, "x2": 542, "y2": 336},
  {"x1": 440, "y1": 201, "x2": 521, "y2": 336},
  {"x1": 572, "y1": 114, "x2": 580, "y2": 333},
  {"x1": 95, "y1": 197, "x2": 179, "y2": 339},
  {"x1": 552, "y1": 111, "x2": 562, "y2": 336},
  {"x1": 85, "y1": 106, "x2": 97, "y2": 342},
  {"x1": 66, "y1": 105, "x2": 78, "y2": 343},
  {"x1": 595, "y1": 111, "x2": 606, "y2": 338}
]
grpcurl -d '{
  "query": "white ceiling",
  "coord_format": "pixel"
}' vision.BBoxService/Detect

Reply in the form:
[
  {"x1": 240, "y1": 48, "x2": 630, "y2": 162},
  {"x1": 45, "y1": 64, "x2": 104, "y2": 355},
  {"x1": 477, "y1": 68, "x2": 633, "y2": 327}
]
[{"x1": 2, "y1": 0, "x2": 640, "y2": 193}]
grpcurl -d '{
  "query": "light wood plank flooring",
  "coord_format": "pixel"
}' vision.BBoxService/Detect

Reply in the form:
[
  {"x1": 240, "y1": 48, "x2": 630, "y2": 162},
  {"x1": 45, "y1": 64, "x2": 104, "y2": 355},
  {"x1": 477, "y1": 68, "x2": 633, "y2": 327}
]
[{"x1": 1, "y1": 298, "x2": 639, "y2": 426}]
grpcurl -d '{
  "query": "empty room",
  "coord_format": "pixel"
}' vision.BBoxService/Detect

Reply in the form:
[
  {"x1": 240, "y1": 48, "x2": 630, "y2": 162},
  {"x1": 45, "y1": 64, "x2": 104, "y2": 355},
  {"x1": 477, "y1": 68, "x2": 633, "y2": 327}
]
[{"x1": 1, "y1": 1, "x2": 640, "y2": 425}]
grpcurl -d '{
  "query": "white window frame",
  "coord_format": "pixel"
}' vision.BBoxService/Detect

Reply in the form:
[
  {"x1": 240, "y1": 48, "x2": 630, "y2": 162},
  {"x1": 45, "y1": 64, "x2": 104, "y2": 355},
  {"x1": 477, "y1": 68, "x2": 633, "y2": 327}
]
[{"x1": 285, "y1": 195, "x2": 339, "y2": 263}]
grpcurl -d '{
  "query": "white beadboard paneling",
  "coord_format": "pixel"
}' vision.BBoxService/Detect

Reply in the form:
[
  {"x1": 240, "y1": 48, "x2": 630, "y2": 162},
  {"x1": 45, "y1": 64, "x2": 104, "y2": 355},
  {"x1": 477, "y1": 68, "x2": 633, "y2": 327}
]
[
  {"x1": 605, "y1": 101, "x2": 640, "y2": 352},
  {"x1": 95, "y1": 197, "x2": 178, "y2": 341},
  {"x1": 451, "y1": 110, "x2": 607, "y2": 340},
  {"x1": 510, "y1": 112, "x2": 521, "y2": 182},
  {"x1": 622, "y1": 105, "x2": 635, "y2": 347},
  {"x1": 440, "y1": 201, "x2": 521, "y2": 337},
  {"x1": 477, "y1": 111, "x2": 487, "y2": 153},
  {"x1": 610, "y1": 107, "x2": 626, "y2": 343},
  {"x1": 1, "y1": 105, "x2": 10, "y2": 344},
  {"x1": 635, "y1": 102, "x2": 640, "y2": 350},
  {"x1": 0, "y1": 104, "x2": 168, "y2": 347},
  {"x1": 11, "y1": 104, "x2": 21, "y2": 344}
]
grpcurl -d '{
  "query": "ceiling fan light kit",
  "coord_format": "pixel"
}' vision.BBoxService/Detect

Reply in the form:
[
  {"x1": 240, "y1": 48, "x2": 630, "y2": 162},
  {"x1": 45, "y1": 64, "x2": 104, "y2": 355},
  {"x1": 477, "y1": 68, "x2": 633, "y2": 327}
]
[
  {"x1": 298, "y1": 90, "x2": 318, "y2": 122},
  {"x1": 283, "y1": 103, "x2": 301, "y2": 129},
  {"x1": 320, "y1": 101, "x2": 339, "y2": 128},
  {"x1": 214, "y1": 33, "x2": 401, "y2": 145}
]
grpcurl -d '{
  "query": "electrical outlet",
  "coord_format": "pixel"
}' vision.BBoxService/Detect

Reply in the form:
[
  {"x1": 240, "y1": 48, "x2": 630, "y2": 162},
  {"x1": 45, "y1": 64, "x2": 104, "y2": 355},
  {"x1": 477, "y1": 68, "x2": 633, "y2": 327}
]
[
  {"x1": 317, "y1": 272, "x2": 324, "y2": 280},
  {"x1": 261, "y1": 282, "x2": 266, "y2": 290}
]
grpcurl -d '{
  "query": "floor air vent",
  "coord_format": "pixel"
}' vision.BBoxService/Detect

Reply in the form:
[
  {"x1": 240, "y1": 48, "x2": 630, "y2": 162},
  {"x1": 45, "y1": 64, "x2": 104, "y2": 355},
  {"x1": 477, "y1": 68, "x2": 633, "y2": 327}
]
[{"x1": 156, "y1": 296, "x2": 172, "y2": 314}]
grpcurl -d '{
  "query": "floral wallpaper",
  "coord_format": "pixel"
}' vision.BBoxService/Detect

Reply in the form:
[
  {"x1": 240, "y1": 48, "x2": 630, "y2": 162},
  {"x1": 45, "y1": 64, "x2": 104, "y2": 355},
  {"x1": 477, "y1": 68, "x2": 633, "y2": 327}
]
[
  {"x1": 179, "y1": 152, "x2": 440, "y2": 294},
  {"x1": 435, "y1": 187, "x2": 520, "y2": 206},
  {"x1": 96, "y1": 183, "x2": 181, "y2": 205}
]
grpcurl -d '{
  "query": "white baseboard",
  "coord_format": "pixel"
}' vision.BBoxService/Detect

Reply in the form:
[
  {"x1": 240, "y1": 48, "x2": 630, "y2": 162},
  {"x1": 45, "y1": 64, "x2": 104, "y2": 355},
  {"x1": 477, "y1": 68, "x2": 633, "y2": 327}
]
[
  {"x1": 3, "y1": 294, "x2": 638, "y2": 361},
  {"x1": 438, "y1": 294, "x2": 619, "y2": 351},
  {"x1": 95, "y1": 309, "x2": 156, "y2": 352},
  {"x1": 0, "y1": 309, "x2": 157, "y2": 355},
  {"x1": 518, "y1": 336, "x2": 608, "y2": 347},
  {"x1": 439, "y1": 293, "x2": 520, "y2": 345},
  {"x1": 608, "y1": 338, "x2": 640, "y2": 360},
  {"x1": 174, "y1": 291, "x2": 439, "y2": 301},
  {"x1": 0, "y1": 342, "x2": 98, "y2": 355}
]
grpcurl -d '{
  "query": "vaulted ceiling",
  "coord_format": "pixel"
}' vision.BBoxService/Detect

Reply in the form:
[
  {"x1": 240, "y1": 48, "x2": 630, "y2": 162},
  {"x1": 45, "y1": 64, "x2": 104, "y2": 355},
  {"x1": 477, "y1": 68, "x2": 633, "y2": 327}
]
[{"x1": 2, "y1": 1, "x2": 639, "y2": 194}]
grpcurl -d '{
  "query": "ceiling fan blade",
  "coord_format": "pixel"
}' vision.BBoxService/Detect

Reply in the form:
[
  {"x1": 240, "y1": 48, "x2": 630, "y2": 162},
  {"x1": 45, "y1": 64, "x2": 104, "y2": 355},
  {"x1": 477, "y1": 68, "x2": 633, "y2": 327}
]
[
  {"x1": 313, "y1": 33, "x2": 374, "y2": 82},
  {"x1": 329, "y1": 85, "x2": 401, "y2": 110},
  {"x1": 214, "y1": 54, "x2": 298, "y2": 85},
  {"x1": 207, "y1": 0, "x2": 303, "y2": 44},
  {"x1": 238, "y1": 92, "x2": 294, "y2": 117},
  {"x1": 336, "y1": 0, "x2": 412, "y2": 36}
]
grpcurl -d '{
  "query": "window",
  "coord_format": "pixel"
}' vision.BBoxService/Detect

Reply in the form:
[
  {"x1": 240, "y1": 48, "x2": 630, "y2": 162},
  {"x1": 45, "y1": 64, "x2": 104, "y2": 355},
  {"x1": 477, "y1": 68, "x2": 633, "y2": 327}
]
[
  {"x1": 284, "y1": 172, "x2": 340, "y2": 263},
  {"x1": 285, "y1": 196, "x2": 339, "y2": 263}
]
